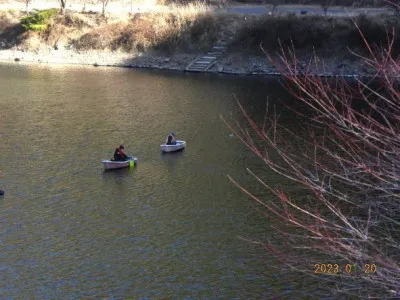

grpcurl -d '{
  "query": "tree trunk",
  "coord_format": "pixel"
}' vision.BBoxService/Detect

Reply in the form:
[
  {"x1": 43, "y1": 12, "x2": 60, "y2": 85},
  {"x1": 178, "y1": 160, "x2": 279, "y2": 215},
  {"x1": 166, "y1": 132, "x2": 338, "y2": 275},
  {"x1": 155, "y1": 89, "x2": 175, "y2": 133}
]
[
  {"x1": 272, "y1": 5, "x2": 277, "y2": 15},
  {"x1": 59, "y1": 0, "x2": 66, "y2": 14}
]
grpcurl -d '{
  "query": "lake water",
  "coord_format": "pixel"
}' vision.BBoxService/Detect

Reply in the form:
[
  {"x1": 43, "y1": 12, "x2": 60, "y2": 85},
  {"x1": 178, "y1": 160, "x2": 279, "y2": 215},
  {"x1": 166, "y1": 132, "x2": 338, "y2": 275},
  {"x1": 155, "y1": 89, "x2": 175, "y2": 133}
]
[{"x1": 0, "y1": 63, "x2": 311, "y2": 298}]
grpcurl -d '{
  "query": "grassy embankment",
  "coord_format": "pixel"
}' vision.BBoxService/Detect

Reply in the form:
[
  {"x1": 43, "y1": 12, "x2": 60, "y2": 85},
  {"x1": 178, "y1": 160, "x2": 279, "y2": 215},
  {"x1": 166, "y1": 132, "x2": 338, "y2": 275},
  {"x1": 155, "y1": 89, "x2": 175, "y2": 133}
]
[
  {"x1": 233, "y1": 13, "x2": 400, "y2": 59},
  {"x1": 0, "y1": 3, "x2": 241, "y2": 54},
  {"x1": 0, "y1": 3, "x2": 399, "y2": 62}
]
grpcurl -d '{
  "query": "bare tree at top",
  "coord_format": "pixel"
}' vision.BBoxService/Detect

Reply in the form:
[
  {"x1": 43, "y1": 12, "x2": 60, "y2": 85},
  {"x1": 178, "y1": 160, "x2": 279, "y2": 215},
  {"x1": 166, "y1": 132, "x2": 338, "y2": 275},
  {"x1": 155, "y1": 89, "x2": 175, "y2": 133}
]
[
  {"x1": 58, "y1": 0, "x2": 66, "y2": 13},
  {"x1": 17, "y1": 0, "x2": 33, "y2": 13},
  {"x1": 269, "y1": 0, "x2": 279, "y2": 15},
  {"x1": 99, "y1": 0, "x2": 110, "y2": 16},
  {"x1": 321, "y1": 0, "x2": 333, "y2": 16}
]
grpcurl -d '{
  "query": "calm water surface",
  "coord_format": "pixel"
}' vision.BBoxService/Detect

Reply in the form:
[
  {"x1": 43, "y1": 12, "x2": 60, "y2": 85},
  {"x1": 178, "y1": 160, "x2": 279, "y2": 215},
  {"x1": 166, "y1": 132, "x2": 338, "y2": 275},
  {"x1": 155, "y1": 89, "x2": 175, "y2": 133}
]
[{"x1": 0, "y1": 63, "x2": 310, "y2": 298}]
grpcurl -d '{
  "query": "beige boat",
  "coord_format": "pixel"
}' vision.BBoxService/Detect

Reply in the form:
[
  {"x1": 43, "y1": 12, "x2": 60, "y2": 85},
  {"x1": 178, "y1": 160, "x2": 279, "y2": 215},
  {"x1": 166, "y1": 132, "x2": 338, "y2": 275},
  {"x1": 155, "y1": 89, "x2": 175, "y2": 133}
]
[
  {"x1": 160, "y1": 140, "x2": 186, "y2": 153},
  {"x1": 102, "y1": 157, "x2": 137, "y2": 170}
]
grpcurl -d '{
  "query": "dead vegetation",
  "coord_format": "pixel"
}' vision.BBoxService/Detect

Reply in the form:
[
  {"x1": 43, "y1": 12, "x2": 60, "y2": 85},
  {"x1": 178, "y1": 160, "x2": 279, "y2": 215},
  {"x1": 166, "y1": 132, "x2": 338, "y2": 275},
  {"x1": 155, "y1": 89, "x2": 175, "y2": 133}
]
[
  {"x1": 0, "y1": 3, "x2": 399, "y2": 58},
  {"x1": 233, "y1": 14, "x2": 400, "y2": 57},
  {"x1": 0, "y1": 3, "x2": 244, "y2": 53},
  {"x1": 0, "y1": 9, "x2": 22, "y2": 29},
  {"x1": 72, "y1": 11, "x2": 233, "y2": 53}
]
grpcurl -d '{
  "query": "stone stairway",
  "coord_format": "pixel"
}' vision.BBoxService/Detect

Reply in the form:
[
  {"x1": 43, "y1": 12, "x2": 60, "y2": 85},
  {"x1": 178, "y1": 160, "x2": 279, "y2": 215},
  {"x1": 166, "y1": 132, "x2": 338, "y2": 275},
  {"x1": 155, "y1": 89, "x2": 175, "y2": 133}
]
[{"x1": 185, "y1": 40, "x2": 229, "y2": 72}]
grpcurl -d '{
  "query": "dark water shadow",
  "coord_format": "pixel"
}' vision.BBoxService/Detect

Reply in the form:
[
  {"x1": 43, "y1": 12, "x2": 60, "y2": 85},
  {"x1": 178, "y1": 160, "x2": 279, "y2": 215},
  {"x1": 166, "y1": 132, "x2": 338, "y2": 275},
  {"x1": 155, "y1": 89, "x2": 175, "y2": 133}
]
[
  {"x1": 160, "y1": 149, "x2": 186, "y2": 169},
  {"x1": 101, "y1": 166, "x2": 136, "y2": 180},
  {"x1": 160, "y1": 148, "x2": 185, "y2": 158}
]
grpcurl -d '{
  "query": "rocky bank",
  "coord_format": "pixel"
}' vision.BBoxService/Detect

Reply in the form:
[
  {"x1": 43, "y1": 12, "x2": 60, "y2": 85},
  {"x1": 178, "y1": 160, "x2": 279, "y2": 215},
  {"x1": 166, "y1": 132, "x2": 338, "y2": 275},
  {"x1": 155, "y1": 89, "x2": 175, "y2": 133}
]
[{"x1": 0, "y1": 47, "x2": 368, "y2": 77}]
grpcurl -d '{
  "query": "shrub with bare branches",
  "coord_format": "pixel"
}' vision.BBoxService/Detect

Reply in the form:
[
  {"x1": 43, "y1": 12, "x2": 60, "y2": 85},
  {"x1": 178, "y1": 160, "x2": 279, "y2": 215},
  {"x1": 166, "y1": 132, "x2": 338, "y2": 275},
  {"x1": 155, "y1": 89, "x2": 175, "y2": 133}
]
[
  {"x1": 223, "y1": 6, "x2": 400, "y2": 298},
  {"x1": 265, "y1": 0, "x2": 279, "y2": 15},
  {"x1": 385, "y1": 0, "x2": 400, "y2": 15}
]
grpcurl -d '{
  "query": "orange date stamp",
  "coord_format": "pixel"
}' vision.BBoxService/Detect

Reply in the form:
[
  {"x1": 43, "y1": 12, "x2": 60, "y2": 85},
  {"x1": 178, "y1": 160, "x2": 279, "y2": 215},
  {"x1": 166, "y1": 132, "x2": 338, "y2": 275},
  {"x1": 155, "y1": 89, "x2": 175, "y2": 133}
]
[{"x1": 314, "y1": 263, "x2": 377, "y2": 274}]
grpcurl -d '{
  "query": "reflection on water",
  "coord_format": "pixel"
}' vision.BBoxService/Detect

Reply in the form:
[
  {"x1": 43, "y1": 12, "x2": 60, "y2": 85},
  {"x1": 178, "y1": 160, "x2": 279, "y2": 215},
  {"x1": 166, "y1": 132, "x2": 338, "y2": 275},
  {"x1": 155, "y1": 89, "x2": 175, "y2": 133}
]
[
  {"x1": 160, "y1": 150, "x2": 186, "y2": 170},
  {"x1": 0, "y1": 63, "x2": 309, "y2": 298}
]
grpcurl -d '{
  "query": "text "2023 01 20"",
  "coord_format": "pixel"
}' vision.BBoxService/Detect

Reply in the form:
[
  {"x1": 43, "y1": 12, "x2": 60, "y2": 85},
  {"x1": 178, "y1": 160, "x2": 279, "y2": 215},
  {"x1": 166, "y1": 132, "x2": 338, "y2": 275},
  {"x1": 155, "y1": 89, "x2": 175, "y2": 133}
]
[{"x1": 314, "y1": 264, "x2": 377, "y2": 274}]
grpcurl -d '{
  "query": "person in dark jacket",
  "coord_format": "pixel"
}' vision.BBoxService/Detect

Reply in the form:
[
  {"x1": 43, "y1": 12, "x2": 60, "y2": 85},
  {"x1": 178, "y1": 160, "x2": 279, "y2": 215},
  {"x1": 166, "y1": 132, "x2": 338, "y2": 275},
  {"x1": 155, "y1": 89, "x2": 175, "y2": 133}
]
[
  {"x1": 166, "y1": 132, "x2": 177, "y2": 145},
  {"x1": 113, "y1": 145, "x2": 129, "y2": 161}
]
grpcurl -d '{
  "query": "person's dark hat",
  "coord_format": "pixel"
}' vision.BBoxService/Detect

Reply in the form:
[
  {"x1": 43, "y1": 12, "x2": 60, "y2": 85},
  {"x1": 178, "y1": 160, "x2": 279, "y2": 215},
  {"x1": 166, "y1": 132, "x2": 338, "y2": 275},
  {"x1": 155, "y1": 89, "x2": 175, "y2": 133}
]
[{"x1": 119, "y1": 145, "x2": 124, "y2": 149}]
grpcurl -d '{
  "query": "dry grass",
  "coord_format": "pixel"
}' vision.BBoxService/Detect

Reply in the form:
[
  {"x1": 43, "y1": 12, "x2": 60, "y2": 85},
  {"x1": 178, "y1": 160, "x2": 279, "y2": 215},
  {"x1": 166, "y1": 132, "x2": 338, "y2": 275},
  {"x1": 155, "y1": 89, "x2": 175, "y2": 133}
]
[
  {"x1": 0, "y1": 9, "x2": 22, "y2": 29},
  {"x1": 1, "y1": 3, "x2": 242, "y2": 53},
  {"x1": 233, "y1": 14, "x2": 400, "y2": 57},
  {"x1": 1, "y1": 3, "x2": 398, "y2": 57},
  {"x1": 0, "y1": 2, "x2": 235, "y2": 52},
  {"x1": 101, "y1": 10, "x2": 226, "y2": 52}
]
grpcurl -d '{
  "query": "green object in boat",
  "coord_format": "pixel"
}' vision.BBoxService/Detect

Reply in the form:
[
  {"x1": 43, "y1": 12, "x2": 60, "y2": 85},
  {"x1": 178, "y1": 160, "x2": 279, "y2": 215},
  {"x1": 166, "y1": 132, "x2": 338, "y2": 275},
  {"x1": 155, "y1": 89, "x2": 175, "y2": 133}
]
[{"x1": 129, "y1": 160, "x2": 134, "y2": 168}]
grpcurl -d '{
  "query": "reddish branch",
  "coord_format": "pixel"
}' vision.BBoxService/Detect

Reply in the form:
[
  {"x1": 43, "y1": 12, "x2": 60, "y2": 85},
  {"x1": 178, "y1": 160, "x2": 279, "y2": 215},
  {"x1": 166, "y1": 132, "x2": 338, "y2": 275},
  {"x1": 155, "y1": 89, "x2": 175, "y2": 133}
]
[{"x1": 223, "y1": 5, "x2": 400, "y2": 297}]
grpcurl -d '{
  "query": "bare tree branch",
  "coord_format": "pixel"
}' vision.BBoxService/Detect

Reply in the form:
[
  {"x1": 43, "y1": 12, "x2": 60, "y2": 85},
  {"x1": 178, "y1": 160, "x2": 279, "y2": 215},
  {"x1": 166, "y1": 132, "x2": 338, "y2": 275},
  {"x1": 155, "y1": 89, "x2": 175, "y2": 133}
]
[{"x1": 224, "y1": 14, "x2": 400, "y2": 298}]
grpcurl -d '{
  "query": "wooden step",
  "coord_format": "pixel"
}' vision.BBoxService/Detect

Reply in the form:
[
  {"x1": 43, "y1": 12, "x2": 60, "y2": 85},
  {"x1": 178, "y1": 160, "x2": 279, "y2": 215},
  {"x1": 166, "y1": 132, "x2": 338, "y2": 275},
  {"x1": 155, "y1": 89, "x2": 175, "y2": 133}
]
[
  {"x1": 196, "y1": 58, "x2": 215, "y2": 62},
  {"x1": 195, "y1": 60, "x2": 214, "y2": 64},
  {"x1": 185, "y1": 41, "x2": 228, "y2": 71}
]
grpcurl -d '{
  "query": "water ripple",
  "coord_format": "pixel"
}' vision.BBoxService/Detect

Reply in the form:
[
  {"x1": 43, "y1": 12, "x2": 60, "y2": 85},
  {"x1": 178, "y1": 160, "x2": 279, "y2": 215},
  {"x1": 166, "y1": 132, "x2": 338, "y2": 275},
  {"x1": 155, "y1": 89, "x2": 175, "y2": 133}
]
[{"x1": 0, "y1": 64, "x2": 302, "y2": 298}]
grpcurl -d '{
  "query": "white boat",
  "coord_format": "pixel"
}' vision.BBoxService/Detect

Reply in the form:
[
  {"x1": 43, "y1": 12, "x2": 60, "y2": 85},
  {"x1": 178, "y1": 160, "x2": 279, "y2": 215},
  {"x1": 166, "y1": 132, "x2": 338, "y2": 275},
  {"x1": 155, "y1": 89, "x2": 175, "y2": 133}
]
[
  {"x1": 160, "y1": 140, "x2": 186, "y2": 153},
  {"x1": 102, "y1": 157, "x2": 137, "y2": 170}
]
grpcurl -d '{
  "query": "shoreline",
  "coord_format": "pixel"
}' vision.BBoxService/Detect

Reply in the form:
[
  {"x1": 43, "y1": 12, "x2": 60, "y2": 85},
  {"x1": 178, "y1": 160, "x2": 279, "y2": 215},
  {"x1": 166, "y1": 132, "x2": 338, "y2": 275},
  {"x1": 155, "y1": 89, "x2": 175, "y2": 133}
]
[
  {"x1": 0, "y1": 4, "x2": 391, "y2": 78},
  {"x1": 0, "y1": 48, "x2": 367, "y2": 78}
]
